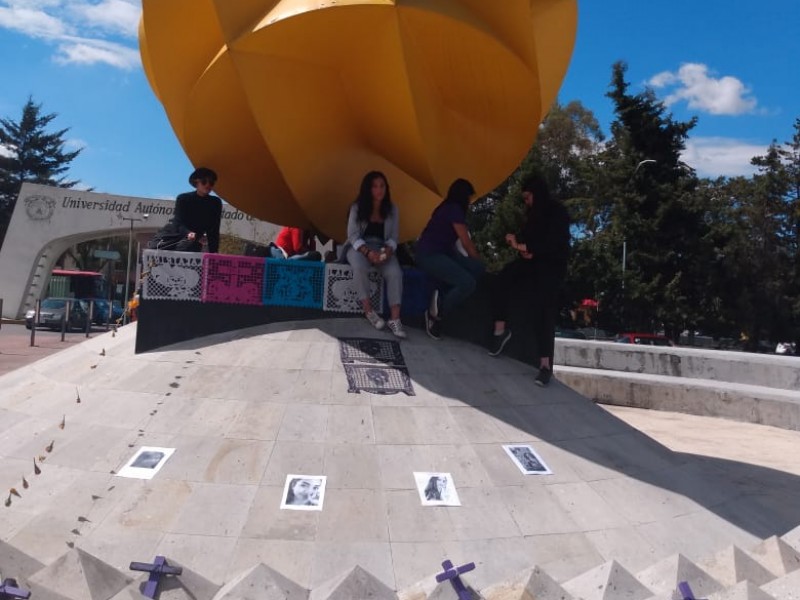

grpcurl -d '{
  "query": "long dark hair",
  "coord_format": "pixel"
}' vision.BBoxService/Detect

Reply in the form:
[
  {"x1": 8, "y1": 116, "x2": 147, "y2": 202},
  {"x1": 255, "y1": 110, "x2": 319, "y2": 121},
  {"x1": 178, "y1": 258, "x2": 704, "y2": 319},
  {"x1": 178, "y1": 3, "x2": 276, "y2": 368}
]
[
  {"x1": 521, "y1": 175, "x2": 553, "y2": 206},
  {"x1": 355, "y1": 171, "x2": 393, "y2": 222},
  {"x1": 444, "y1": 178, "x2": 475, "y2": 214},
  {"x1": 424, "y1": 476, "x2": 444, "y2": 501}
]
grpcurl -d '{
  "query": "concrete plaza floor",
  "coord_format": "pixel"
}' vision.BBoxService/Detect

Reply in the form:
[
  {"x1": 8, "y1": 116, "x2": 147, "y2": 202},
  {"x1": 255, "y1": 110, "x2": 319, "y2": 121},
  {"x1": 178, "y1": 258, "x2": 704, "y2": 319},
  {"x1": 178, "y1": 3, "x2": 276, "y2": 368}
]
[
  {"x1": 605, "y1": 405, "x2": 800, "y2": 479},
  {"x1": 1, "y1": 319, "x2": 799, "y2": 596},
  {"x1": 0, "y1": 322, "x2": 112, "y2": 377}
]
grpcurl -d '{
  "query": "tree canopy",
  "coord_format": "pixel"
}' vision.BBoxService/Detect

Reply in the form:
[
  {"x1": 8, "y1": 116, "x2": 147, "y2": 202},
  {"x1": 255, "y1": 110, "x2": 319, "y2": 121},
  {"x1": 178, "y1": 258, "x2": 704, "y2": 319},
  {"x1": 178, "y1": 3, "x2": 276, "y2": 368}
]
[
  {"x1": 468, "y1": 63, "x2": 800, "y2": 350},
  {"x1": 0, "y1": 97, "x2": 82, "y2": 248}
]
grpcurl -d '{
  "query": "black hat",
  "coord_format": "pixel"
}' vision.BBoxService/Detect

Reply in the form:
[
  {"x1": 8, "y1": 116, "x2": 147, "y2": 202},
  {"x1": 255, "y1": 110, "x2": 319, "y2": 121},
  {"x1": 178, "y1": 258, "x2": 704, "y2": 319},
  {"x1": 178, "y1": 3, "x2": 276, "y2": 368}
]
[{"x1": 189, "y1": 167, "x2": 217, "y2": 186}]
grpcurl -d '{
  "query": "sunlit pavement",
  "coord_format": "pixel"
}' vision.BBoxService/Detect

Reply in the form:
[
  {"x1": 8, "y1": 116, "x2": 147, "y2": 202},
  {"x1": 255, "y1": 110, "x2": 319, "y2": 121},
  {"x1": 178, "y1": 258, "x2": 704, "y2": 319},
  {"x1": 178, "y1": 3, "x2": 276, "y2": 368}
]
[{"x1": 0, "y1": 322, "x2": 124, "y2": 377}]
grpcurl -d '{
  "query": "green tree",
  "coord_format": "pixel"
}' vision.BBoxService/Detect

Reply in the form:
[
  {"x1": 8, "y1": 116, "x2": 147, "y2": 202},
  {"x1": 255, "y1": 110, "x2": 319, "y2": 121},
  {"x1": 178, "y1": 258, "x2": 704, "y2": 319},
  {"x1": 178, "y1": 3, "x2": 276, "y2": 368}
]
[
  {"x1": 738, "y1": 142, "x2": 795, "y2": 349},
  {"x1": 0, "y1": 96, "x2": 83, "y2": 247},
  {"x1": 470, "y1": 100, "x2": 604, "y2": 270},
  {"x1": 594, "y1": 61, "x2": 706, "y2": 338},
  {"x1": 782, "y1": 119, "x2": 800, "y2": 345}
]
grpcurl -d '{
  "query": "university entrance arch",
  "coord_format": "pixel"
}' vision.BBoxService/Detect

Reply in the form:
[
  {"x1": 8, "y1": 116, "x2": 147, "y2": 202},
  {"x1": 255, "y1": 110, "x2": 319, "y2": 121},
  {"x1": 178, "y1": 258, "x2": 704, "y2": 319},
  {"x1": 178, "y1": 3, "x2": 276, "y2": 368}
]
[{"x1": 0, "y1": 183, "x2": 280, "y2": 319}]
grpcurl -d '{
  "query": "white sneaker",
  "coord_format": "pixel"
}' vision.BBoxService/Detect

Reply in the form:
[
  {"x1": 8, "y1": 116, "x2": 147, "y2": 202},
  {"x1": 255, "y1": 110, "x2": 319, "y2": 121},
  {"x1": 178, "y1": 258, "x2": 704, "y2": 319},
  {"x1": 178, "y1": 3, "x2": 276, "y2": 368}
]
[
  {"x1": 366, "y1": 311, "x2": 385, "y2": 330},
  {"x1": 387, "y1": 319, "x2": 407, "y2": 339}
]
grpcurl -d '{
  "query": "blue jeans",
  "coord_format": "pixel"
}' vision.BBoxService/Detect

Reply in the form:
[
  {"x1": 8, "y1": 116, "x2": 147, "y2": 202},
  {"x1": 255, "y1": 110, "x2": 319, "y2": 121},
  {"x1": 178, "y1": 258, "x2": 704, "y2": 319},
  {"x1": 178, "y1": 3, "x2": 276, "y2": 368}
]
[
  {"x1": 269, "y1": 245, "x2": 321, "y2": 262},
  {"x1": 415, "y1": 252, "x2": 484, "y2": 317},
  {"x1": 346, "y1": 248, "x2": 403, "y2": 308}
]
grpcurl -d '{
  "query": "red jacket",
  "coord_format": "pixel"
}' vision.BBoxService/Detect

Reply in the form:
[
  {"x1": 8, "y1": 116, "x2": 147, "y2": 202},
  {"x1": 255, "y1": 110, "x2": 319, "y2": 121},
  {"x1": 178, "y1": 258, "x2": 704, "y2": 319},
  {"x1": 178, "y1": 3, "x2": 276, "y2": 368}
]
[{"x1": 275, "y1": 227, "x2": 315, "y2": 256}]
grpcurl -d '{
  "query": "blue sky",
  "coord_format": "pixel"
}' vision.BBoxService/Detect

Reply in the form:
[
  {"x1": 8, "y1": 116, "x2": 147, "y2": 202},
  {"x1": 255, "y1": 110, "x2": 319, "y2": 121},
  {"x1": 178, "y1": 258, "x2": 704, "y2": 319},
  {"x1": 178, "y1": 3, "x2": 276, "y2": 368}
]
[{"x1": 0, "y1": 1, "x2": 798, "y2": 203}]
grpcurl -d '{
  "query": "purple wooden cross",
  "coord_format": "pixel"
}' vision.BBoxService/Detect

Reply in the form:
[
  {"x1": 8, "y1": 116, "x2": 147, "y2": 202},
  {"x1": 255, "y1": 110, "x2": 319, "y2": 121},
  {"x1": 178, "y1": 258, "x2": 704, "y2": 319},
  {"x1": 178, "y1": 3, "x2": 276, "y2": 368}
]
[
  {"x1": 129, "y1": 555, "x2": 183, "y2": 599},
  {"x1": 678, "y1": 581, "x2": 705, "y2": 600},
  {"x1": 435, "y1": 559, "x2": 476, "y2": 600},
  {"x1": 0, "y1": 578, "x2": 31, "y2": 600}
]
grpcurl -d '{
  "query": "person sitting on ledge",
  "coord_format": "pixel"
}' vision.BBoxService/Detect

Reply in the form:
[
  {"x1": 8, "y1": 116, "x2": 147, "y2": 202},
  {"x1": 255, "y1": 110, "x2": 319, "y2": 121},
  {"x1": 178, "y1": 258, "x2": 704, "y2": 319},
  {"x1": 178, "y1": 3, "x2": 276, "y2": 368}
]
[
  {"x1": 269, "y1": 226, "x2": 322, "y2": 261},
  {"x1": 149, "y1": 167, "x2": 222, "y2": 253},
  {"x1": 344, "y1": 170, "x2": 406, "y2": 339},
  {"x1": 415, "y1": 178, "x2": 484, "y2": 340}
]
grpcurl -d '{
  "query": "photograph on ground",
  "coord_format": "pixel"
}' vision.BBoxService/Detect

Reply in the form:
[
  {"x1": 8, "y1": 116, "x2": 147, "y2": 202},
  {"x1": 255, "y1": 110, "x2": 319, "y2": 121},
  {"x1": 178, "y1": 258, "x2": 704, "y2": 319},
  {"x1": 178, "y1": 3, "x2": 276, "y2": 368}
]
[
  {"x1": 413, "y1": 472, "x2": 461, "y2": 507},
  {"x1": 503, "y1": 444, "x2": 552, "y2": 475},
  {"x1": 280, "y1": 475, "x2": 326, "y2": 511},
  {"x1": 116, "y1": 446, "x2": 175, "y2": 480}
]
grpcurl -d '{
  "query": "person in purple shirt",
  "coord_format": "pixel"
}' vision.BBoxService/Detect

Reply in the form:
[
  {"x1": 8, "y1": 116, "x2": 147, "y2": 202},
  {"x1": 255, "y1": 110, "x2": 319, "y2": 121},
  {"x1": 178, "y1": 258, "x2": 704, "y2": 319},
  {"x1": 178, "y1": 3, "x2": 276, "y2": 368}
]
[{"x1": 415, "y1": 179, "x2": 484, "y2": 340}]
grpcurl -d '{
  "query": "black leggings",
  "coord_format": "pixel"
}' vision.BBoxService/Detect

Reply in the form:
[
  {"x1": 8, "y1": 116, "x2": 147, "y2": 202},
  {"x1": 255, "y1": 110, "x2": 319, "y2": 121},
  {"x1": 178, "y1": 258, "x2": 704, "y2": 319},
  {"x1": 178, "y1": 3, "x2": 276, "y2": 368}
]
[{"x1": 491, "y1": 259, "x2": 564, "y2": 363}]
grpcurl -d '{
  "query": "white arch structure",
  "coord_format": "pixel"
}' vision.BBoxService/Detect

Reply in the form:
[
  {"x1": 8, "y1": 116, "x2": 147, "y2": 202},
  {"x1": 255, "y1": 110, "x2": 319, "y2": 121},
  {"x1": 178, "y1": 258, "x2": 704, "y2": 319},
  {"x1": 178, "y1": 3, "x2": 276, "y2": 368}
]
[{"x1": 0, "y1": 183, "x2": 281, "y2": 319}]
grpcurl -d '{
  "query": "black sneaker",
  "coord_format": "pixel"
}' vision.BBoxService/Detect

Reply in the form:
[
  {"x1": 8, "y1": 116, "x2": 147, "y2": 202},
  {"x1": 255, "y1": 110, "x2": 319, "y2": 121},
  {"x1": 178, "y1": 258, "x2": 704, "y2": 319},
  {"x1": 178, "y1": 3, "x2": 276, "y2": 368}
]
[
  {"x1": 535, "y1": 367, "x2": 552, "y2": 387},
  {"x1": 488, "y1": 329, "x2": 512, "y2": 356},
  {"x1": 429, "y1": 289, "x2": 440, "y2": 319},
  {"x1": 425, "y1": 310, "x2": 442, "y2": 340}
]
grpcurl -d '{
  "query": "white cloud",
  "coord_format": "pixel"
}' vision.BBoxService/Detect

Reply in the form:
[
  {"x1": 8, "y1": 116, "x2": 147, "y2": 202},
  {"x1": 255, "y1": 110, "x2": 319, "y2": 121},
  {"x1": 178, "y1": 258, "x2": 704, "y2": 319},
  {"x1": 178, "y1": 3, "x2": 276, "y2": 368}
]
[
  {"x1": 55, "y1": 37, "x2": 140, "y2": 69},
  {"x1": 682, "y1": 137, "x2": 767, "y2": 178},
  {"x1": 0, "y1": 6, "x2": 69, "y2": 37},
  {"x1": 0, "y1": 143, "x2": 15, "y2": 158},
  {"x1": 0, "y1": 0, "x2": 141, "y2": 69},
  {"x1": 65, "y1": 137, "x2": 87, "y2": 151},
  {"x1": 650, "y1": 63, "x2": 757, "y2": 116},
  {"x1": 648, "y1": 71, "x2": 676, "y2": 88},
  {"x1": 69, "y1": 0, "x2": 140, "y2": 38}
]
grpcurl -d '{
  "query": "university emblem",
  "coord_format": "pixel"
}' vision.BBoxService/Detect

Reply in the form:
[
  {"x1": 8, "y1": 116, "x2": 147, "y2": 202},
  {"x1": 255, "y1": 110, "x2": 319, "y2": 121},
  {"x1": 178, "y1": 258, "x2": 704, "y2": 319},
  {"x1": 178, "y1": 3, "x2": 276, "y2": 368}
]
[{"x1": 24, "y1": 195, "x2": 56, "y2": 221}]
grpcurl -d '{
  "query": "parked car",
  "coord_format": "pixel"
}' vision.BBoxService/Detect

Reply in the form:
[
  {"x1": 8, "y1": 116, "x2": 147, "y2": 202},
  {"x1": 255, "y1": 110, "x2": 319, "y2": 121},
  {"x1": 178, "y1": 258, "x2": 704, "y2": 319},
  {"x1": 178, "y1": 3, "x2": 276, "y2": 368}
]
[
  {"x1": 577, "y1": 327, "x2": 614, "y2": 341},
  {"x1": 615, "y1": 332, "x2": 675, "y2": 347},
  {"x1": 25, "y1": 298, "x2": 90, "y2": 331},
  {"x1": 555, "y1": 327, "x2": 587, "y2": 339},
  {"x1": 87, "y1": 298, "x2": 123, "y2": 324}
]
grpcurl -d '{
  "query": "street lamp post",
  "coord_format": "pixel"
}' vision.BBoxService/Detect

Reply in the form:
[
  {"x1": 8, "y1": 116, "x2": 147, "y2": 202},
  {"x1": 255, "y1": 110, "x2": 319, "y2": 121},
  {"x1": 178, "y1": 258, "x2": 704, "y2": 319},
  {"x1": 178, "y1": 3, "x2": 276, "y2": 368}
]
[
  {"x1": 622, "y1": 159, "x2": 657, "y2": 329},
  {"x1": 120, "y1": 214, "x2": 148, "y2": 325}
]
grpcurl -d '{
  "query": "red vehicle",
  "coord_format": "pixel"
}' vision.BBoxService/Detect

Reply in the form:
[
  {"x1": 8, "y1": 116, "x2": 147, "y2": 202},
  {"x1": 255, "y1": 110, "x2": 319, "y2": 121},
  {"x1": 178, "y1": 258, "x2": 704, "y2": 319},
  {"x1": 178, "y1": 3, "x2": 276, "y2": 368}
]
[
  {"x1": 50, "y1": 269, "x2": 107, "y2": 299},
  {"x1": 615, "y1": 332, "x2": 675, "y2": 347}
]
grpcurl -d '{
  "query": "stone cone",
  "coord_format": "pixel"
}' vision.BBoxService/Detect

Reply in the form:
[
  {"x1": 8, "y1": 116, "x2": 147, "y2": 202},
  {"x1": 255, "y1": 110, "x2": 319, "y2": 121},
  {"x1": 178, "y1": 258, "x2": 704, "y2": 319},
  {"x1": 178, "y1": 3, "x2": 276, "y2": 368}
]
[
  {"x1": 28, "y1": 548, "x2": 131, "y2": 600},
  {"x1": 747, "y1": 537, "x2": 800, "y2": 577},
  {"x1": 563, "y1": 560, "x2": 652, "y2": 600},
  {"x1": 0, "y1": 539, "x2": 44, "y2": 586},
  {"x1": 213, "y1": 562, "x2": 309, "y2": 599},
  {"x1": 636, "y1": 553, "x2": 722, "y2": 598},
  {"x1": 699, "y1": 545, "x2": 776, "y2": 587},
  {"x1": 149, "y1": 562, "x2": 221, "y2": 600},
  {"x1": 760, "y1": 568, "x2": 800, "y2": 599},
  {"x1": 310, "y1": 565, "x2": 397, "y2": 600},
  {"x1": 713, "y1": 580, "x2": 777, "y2": 600},
  {"x1": 480, "y1": 566, "x2": 573, "y2": 600},
  {"x1": 780, "y1": 524, "x2": 800, "y2": 553},
  {"x1": 426, "y1": 580, "x2": 482, "y2": 600}
]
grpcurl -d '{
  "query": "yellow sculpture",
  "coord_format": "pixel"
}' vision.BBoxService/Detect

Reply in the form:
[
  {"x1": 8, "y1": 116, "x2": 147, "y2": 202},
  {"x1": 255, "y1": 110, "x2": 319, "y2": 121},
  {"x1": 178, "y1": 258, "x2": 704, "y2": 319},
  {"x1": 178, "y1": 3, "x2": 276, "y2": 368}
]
[{"x1": 140, "y1": 1, "x2": 577, "y2": 242}]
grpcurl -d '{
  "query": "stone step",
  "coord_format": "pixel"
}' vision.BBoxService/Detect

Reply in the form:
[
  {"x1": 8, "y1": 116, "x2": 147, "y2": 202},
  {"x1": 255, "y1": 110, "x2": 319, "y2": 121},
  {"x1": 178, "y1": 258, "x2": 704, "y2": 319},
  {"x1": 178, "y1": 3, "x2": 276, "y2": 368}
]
[
  {"x1": 555, "y1": 339, "x2": 800, "y2": 392},
  {"x1": 556, "y1": 366, "x2": 800, "y2": 431}
]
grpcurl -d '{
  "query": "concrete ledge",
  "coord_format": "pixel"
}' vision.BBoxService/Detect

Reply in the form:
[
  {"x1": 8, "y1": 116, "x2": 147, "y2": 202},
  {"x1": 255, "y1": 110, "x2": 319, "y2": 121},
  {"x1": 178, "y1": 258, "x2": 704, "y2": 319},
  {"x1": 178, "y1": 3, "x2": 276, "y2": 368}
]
[
  {"x1": 558, "y1": 365, "x2": 800, "y2": 431},
  {"x1": 555, "y1": 339, "x2": 800, "y2": 392}
]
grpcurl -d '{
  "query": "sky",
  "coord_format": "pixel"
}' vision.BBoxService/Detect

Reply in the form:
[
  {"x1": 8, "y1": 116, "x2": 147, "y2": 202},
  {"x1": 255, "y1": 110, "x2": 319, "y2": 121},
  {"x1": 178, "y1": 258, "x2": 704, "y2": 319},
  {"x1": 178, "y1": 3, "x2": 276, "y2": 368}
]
[{"x1": 0, "y1": 0, "x2": 798, "y2": 203}]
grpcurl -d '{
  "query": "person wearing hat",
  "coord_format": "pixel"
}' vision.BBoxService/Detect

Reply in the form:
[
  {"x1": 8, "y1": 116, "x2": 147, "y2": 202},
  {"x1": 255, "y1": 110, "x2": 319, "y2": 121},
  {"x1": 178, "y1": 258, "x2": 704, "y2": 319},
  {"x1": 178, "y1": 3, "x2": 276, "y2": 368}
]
[{"x1": 149, "y1": 167, "x2": 222, "y2": 252}]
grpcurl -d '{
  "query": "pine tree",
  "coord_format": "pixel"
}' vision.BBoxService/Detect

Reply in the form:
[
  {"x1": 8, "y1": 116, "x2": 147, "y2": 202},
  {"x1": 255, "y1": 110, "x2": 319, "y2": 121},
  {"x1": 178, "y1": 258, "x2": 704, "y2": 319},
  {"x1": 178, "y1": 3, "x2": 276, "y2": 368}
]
[
  {"x1": 744, "y1": 142, "x2": 795, "y2": 348},
  {"x1": 0, "y1": 97, "x2": 82, "y2": 247},
  {"x1": 600, "y1": 61, "x2": 706, "y2": 338},
  {"x1": 785, "y1": 119, "x2": 800, "y2": 346},
  {"x1": 470, "y1": 100, "x2": 603, "y2": 270}
]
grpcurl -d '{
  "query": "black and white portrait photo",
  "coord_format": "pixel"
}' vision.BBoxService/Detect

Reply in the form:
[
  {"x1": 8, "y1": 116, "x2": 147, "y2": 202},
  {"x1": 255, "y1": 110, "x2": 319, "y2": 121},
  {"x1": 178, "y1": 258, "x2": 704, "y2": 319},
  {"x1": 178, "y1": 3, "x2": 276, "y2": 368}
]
[
  {"x1": 117, "y1": 446, "x2": 175, "y2": 480},
  {"x1": 413, "y1": 472, "x2": 461, "y2": 507},
  {"x1": 131, "y1": 450, "x2": 165, "y2": 469},
  {"x1": 280, "y1": 475, "x2": 326, "y2": 511},
  {"x1": 503, "y1": 444, "x2": 552, "y2": 475}
]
